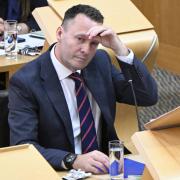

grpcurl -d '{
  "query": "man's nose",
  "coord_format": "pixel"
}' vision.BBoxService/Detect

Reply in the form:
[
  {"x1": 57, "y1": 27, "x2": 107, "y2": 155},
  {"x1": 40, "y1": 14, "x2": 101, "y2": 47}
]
[{"x1": 80, "y1": 43, "x2": 91, "y2": 54}]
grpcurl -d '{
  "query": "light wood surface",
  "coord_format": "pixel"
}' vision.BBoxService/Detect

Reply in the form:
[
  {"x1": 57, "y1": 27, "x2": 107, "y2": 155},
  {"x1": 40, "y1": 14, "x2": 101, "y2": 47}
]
[
  {"x1": 57, "y1": 171, "x2": 110, "y2": 180},
  {"x1": 100, "y1": 29, "x2": 158, "y2": 72},
  {"x1": 0, "y1": 144, "x2": 60, "y2": 180},
  {"x1": 132, "y1": 107, "x2": 180, "y2": 179},
  {"x1": 141, "y1": 167, "x2": 153, "y2": 180},
  {"x1": 0, "y1": 144, "x2": 145, "y2": 180},
  {"x1": 57, "y1": 154, "x2": 144, "y2": 179},
  {"x1": 0, "y1": 55, "x2": 37, "y2": 87},
  {"x1": 0, "y1": 55, "x2": 36, "y2": 77},
  {"x1": 131, "y1": 0, "x2": 180, "y2": 74},
  {"x1": 145, "y1": 106, "x2": 180, "y2": 130},
  {"x1": 32, "y1": 6, "x2": 59, "y2": 45},
  {"x1": 132, "y1": 127, "x2": 180, "y2": 179},
  {"x1": 157, "y1": 43, "x2": 180, "y2": 74},
  {"x1": 48, "y1": 0, "x2": 153, "y2": 34}
]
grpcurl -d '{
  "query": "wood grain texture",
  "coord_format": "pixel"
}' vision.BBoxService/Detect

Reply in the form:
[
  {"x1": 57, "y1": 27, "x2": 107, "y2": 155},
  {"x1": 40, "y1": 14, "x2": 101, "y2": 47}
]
[
  {"x1": 0, "y1": 144, "x2": 59, "y2": 180},
  {"x1": 132, "y1": 127, "x2": 180, "y2": 179},
  {"x1": 131, "y1": 0, "x2": 180, "y2": 74}
]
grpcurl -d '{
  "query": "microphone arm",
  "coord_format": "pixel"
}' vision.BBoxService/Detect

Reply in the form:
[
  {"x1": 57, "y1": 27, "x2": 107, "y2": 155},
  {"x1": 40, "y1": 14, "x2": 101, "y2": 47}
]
[
  {"x1": 126, "y1": 34, "x2": 158, "y2": 131},
  {"x1": 128, "y1": 79, "x2": 141, "y2": 130}
]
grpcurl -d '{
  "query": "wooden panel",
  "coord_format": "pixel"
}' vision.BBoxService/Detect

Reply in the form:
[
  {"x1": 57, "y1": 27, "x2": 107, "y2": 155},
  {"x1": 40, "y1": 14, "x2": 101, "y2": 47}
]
[
  {"x1": 115, "y1": 104, "x2": 138, "y2": 154},
  {"x1": 32, "y1": 6, "x2": 60, "y2": 45},
  {"x1": 145, "y1": 106, "x2": 180, "y2": 130},
  {"x1": 142, "y1": 167, "x2": 153, "y2": 180},
  {"x1": 48, "y1": 0, "x2": 153, "y2": 34},
  {"x1": 99, "y1": 29, "x2": 158, "y2": 72},
  {"x1": 0, "y1": 55, "x2": 37, "y2": 81},
  {"x1": 57, "y1": 171, "x2": 109, "y2": 180},
  {"x1": 131, "y1": 0, "x2": 180, "y2": 74},
  {"x1": 157, "y1": 43, "x2": 180, "y2": 74},
  {"x1": 57, "y1": 154, "x2": 145, "y2": 179},
  {"x1": 132, "y1": 128, "x2": 180, "y2": 179},
  {"x1": 0, "y1": 144, "x2": 59, "y2": 180}
]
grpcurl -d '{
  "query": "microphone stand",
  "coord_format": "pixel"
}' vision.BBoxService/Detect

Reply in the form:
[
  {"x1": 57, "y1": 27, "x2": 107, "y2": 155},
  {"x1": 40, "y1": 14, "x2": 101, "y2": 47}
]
[{"x1": 128, "y1": 79, "x2": 141, "y2": 130}]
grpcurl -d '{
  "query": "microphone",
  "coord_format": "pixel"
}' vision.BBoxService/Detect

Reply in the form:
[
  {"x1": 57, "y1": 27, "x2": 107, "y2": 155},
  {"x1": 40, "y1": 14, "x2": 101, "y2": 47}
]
[
  {"x1": 126, "y1": 69, "x2": 141, "y2": 130},
  {"x1": 128, "y1": 79, "x2": 141, "y2": 130}
]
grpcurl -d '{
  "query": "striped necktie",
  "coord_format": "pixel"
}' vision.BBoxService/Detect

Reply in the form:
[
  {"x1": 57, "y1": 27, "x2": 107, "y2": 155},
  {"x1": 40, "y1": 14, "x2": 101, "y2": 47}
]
[{"x1": 70, "y1": 72, "x2": 98, "y2": 153}]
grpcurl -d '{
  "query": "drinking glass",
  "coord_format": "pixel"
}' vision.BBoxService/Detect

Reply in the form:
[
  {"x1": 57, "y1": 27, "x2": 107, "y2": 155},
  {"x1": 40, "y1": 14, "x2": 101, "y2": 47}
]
[
  {"x1": 109, "y1": 140, "x2": 124, "y2": 180},
  {"x1": 4, "y1": 20, "x2": 18, "y2": 59}
]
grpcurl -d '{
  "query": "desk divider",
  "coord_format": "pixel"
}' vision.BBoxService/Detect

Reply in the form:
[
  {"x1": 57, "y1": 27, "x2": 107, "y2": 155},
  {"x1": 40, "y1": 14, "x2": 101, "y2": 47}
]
[
  {"x1": 132, "y1": 106, "x2": 180, "y2": 179},
  {"x1": 0, "y1": 144, "x2": 59, "y2": 180}
]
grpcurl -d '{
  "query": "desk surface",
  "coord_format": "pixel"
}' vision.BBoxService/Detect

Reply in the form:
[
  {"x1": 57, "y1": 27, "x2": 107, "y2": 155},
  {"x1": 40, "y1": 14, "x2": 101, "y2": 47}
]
[
  {"x1": 0, "y1": 55, "x2": 36, "y2": 73},
  {"x1": 57, "y1": 155, "x2": 144, "y2": 179},
  {"x1": 57, "y1": 171, "x2": 110, "y2": 180},
  {"x1": 0, "y1": 54, "x2": 37, "y2": 87},
  {"x1": 48, "y1": 0, "x2": 153, "y2": 34},
  {"x1": 132, "y1": 127, "x2": 180, "y2": 179}
]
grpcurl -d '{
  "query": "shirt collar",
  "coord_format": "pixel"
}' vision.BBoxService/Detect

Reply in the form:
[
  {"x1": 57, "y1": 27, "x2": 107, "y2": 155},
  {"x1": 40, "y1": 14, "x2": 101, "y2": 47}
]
[{"x1": 50, "y1": 44, "x2": 81, "y2": 80}]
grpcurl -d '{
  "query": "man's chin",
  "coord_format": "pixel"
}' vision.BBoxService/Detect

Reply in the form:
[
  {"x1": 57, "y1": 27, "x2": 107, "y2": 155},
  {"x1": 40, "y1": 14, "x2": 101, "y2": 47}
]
[{"x1": 73, "y1": 63, "x2": 88, "y2": 70}]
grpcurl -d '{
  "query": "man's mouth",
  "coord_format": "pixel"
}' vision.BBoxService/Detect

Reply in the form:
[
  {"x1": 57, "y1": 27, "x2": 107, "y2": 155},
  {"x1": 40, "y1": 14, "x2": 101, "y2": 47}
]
[{"x1": 75, "y1": 56, "x2": 86, "y2": 61}]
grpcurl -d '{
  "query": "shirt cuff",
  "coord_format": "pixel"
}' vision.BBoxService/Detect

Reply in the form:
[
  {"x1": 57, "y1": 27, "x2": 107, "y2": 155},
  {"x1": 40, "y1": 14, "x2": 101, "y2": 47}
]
[{"x1": 116, "y1": 49, "x2": 134, "y2": 65}]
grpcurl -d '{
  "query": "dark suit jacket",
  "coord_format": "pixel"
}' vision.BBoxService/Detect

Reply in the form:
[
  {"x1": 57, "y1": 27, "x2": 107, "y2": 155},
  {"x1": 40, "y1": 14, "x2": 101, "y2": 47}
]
[
  {"x1": 0, "y1": 0, "x2": 48, "y2": 30},
  {"x1": 8, "y1": 47, "x2": 157, "y2": 170}
]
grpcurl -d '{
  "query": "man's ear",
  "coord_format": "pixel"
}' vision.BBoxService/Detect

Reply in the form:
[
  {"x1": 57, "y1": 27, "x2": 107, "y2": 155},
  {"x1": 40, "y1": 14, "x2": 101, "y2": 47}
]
[{"x1": 56, "y1": 26, "x2": 63, "y2": 42}]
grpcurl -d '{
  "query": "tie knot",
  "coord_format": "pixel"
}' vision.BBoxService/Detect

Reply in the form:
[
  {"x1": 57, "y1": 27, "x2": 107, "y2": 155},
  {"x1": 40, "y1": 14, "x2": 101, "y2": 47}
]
[{"x1": 69, "y1": 72, "x2": 83, "y2": 83}]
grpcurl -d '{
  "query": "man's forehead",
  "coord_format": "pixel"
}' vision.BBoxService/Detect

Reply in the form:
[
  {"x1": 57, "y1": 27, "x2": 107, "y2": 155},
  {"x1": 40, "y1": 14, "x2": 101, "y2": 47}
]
[
  {"x1": 63, "y1": 13, "x2": 101, "y2": 27},
  {"x1": 75, "y1": 33, "x2": 88, "y2": 38}
]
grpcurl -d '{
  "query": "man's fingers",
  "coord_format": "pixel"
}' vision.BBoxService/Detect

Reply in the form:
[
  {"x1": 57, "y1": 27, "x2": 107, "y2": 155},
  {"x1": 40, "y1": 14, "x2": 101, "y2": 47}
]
[
  {"x1": 72, "y1": 151, "x2": 110, "y2": 174},
  {"x1": 99, "y1": 29, "x2": 114, "y2": 37},
  {"x1": 92, "y1": 150, "x2": 109, "y2": 163},
  {"x1": 88, "y1": 165, "x2": 101, "y2": 174},
  {"x1": 90, "y1": 151, "x2": 109, "y2": 173},
  {"x1": 86, "y1": 26, "x2": 108, "y2": 39},
  {"x1": 91, "y1": 160, "x2": 109, "y2": 174}
]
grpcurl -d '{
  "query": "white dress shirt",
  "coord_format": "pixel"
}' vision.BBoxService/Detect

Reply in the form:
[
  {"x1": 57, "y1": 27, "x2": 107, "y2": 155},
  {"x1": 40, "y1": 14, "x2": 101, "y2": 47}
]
[
  {"x1": 50, "y1": 45, "x2": 134, "y2": 154},
  {"x1": 51, "y1": 45, "x2": 101, "y2": 154}
]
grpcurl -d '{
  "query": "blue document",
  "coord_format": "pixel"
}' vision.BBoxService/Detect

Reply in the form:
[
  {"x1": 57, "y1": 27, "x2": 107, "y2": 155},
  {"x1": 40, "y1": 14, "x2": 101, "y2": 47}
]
[{"x1": 124, "y1": 158, "x2": 145, "y2": 178}]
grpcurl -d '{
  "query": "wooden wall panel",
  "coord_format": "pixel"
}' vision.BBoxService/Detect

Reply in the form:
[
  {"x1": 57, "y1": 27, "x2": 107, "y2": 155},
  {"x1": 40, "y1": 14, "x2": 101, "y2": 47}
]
[{"x1": 131, "y1": 0, "x2": 180, "y2": 74}]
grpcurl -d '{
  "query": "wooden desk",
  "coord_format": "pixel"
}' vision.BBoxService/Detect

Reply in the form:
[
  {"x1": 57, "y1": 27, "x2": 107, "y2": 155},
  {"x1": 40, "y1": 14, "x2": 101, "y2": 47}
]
[
  {"x1": 57, "y1": 155, "x2": 144, "y2": 179},
  {"x1": 57, "y1": 171, "x2": 110, "y2": 180},
  {"x1": 0, "y1": 54, "x2": 37, "y2": 87}
]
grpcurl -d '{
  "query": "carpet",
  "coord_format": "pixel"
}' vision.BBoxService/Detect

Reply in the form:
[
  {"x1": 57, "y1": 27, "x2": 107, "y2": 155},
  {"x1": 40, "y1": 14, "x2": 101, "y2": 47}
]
[{"x1": 139, "y1": 65, "x2": 180, "y2": 130}]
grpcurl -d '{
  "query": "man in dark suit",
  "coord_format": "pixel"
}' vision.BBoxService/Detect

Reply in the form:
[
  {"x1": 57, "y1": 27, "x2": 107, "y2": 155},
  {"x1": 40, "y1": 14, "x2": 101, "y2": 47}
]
[{"x1": 8, "y1": 4, "x2": 158, "y2": 173}]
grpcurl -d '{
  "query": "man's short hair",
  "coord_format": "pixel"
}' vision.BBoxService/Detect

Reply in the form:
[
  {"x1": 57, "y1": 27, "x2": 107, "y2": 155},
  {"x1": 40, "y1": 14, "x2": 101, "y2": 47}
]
[{"x1": 61, "y1": 4, "x2": 104, "y2": 26}]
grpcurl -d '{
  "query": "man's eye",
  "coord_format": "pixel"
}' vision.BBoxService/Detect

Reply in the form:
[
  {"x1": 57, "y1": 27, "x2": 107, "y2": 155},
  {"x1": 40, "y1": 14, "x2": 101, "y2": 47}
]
[
  {"x1": 91, "y1": 41, "x2": 99, "y2": 47},
  {"x1": 77, "y1": 37, "x2": 84, "y2": 42}
]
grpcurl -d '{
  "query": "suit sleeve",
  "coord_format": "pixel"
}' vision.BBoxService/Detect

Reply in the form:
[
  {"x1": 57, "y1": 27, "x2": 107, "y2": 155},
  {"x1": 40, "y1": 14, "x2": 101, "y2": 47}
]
[
  {"x1": 113, "y1": 55, "x2": 158, "y2": 106},
  {"x1": 8, "y1": 74, "x2": 68, "y2": 170}
]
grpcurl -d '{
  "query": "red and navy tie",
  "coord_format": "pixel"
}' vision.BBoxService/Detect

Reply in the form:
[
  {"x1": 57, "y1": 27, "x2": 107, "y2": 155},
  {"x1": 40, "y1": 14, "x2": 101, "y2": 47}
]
[{"x1": 70, "y1": 72, "x2": 98, "y2": 153}]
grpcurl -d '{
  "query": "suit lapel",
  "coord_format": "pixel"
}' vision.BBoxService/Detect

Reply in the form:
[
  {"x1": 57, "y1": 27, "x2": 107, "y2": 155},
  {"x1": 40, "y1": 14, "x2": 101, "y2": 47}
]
[
  {"x1": 40, "y1": 51, "x2": 74, "y2": 149},
  {"x1": 82, "y1": 61, "x2": 112, "y2": 126}
]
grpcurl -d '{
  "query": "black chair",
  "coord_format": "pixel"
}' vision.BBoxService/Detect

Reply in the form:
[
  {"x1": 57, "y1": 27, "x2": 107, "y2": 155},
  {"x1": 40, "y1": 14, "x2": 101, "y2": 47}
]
[
  {"x1": 0, "y1": 73, "x2": 6, "y2": 90},
  {"x1": 0, "y1": 90, "x2": 9, "y2": 147}
]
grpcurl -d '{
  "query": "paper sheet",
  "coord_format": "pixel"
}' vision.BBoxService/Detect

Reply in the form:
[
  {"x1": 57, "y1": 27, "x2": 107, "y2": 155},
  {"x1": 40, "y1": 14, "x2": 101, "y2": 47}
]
[{"x1": 0, "y1": 32, "x2": 45, "y2": 56}]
